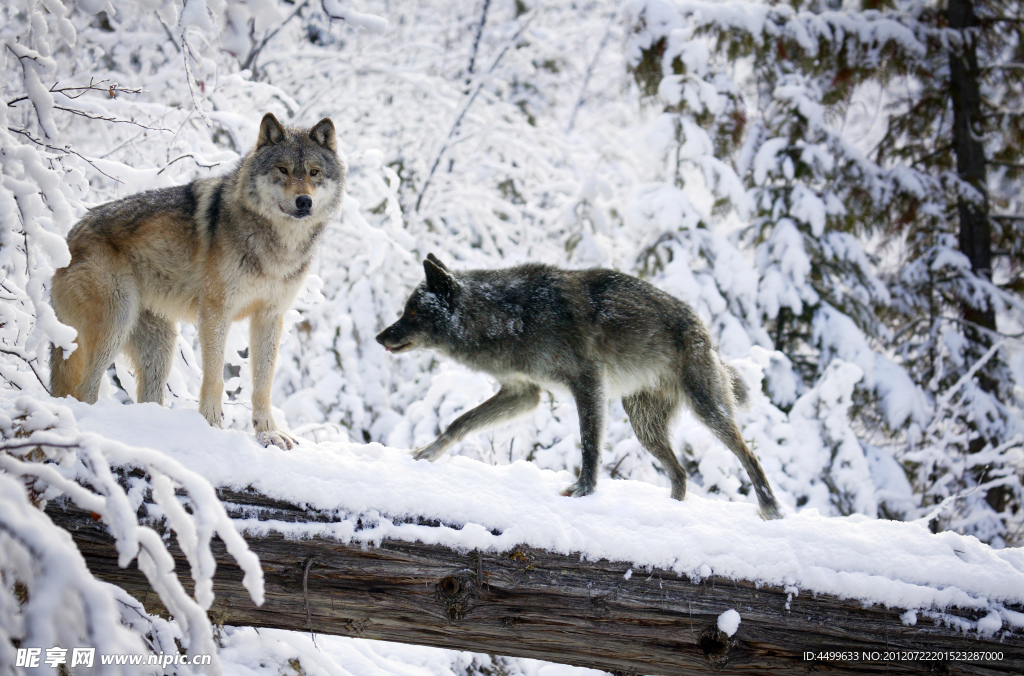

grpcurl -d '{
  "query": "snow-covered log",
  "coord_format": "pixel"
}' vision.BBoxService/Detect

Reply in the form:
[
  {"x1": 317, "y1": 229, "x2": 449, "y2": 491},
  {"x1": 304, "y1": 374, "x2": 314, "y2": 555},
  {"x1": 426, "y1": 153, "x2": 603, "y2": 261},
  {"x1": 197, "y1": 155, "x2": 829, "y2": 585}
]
[{"x1": 51, "y1": 491, "x2": 1022, "y2": 676}]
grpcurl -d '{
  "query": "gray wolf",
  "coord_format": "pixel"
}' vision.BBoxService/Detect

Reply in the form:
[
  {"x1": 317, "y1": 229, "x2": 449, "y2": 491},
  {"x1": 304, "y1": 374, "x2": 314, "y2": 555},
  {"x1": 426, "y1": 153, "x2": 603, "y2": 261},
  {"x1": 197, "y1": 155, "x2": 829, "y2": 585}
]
[
  {"x1": 50, "y1": 113, "x2": 344, "y2": 449},
  {"x1": 376, "y1": 255, "x2": 782, "y2": 520}
]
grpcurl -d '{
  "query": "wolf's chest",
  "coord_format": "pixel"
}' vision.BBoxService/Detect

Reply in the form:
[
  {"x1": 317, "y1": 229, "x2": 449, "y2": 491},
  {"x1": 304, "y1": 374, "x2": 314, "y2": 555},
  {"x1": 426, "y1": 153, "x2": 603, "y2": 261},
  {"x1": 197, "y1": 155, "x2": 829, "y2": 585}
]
[{"x1": 223, "y1": 265, "x2": 306, "y2": 315}]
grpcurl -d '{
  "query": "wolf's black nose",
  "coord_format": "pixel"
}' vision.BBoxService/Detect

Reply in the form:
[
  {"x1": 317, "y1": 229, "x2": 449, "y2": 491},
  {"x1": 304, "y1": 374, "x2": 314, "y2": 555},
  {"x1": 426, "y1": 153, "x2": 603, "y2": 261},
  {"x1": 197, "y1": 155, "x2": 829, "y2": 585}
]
[{"x1": 296, "y1": 195, "x2": 312, "y2": 212}]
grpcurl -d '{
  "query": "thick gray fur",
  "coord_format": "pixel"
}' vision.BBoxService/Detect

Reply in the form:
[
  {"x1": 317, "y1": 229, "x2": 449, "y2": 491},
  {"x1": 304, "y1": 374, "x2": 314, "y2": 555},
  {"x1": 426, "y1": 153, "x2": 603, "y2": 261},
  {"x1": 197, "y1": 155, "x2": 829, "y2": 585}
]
[
  {"x1": 50, "y1": 113, "x2": 344, "y2": 450},
  {"x1": 376, "y1": 255, "x2": 782, "y2": 520}
]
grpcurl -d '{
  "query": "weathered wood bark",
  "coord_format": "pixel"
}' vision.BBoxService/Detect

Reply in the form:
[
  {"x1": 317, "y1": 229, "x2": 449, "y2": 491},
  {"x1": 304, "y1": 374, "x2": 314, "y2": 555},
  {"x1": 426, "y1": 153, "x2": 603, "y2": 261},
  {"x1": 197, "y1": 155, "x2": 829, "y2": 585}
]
[{"x1": 49, "y1": 491, "x2": 1023, "y2": 676}]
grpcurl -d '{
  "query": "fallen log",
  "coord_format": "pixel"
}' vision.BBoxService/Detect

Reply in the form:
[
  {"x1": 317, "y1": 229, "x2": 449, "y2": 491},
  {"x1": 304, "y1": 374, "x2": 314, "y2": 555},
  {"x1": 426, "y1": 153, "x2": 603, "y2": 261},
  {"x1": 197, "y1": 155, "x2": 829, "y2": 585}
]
[{"x1": 49, "y1": 490, "x2": 1023, "y2": 676}]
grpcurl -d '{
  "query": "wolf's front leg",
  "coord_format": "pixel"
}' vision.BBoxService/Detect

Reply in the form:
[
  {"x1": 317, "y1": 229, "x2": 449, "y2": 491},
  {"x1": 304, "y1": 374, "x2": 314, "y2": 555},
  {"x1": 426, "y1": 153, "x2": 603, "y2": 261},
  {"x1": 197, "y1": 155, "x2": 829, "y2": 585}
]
[
  {"x1": 561, "y1": 373, "x2": 605, "y2": 497},
  {"x1": 250, "y1": 308, "x2": 297, "y2": 450},
  {"x1": 198, "y1": 301, "x2": 229, "y2": 428},
  {"x1": 413, "y1": 382, "x2": 541, "y2": 461}
]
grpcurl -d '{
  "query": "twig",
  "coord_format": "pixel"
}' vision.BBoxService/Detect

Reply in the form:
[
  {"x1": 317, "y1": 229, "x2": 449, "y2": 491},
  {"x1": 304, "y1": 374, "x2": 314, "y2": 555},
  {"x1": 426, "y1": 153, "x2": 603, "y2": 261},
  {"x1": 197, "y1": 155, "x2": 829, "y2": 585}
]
[
  {"x1": 6, "y1": 79, "x2": 144, "y2": 107},
  {"x1": 0, "y1": 346, "x2": 50, "y2": 393},
  {"x1": 157, "y1": 153, "x2": 223, "y2": 175},
  {"x1": 241, "y1": 0, "x2": 312, "y2": 73},
  {"x1": 987, "y1": 160, "x2": 1024, "y2": 170},
  {"x1": 415, "y1": 12, "x2": 535, "y2": 213},
  {"x1": 566, "y1": 11, "x2": 617, "y2": 134},
  {"x1": 8, "y1": 127, "x2": 123, "y2": 183},
  {"x1": 156, "y1": 11, "x2": 182, "y2": 52},
  {"x1": 48, "y1": 105, "x2": 171, "y2": 131},
  {"x1": 924, "y1": 340, "x2": 1004, "y2": 439},
  {"x1": 0, "y1": 374, "x2": 22, "y2": 391},
  {"x1": 96, "y1": 111, "x2": 177, "y2": 159},
  {"x1": 181, "y1": 29, "x2": 213, "y2": 127},
  {"x1": 7, "y1": 45, "x2": 53, "y2": 138},
  {"x1": 0, "y1": 440, "x2": 81, "y2": 453},
  {"x1": 605, "y1": 452, "x2": 629, "y2": 480},
  {"x1": 465, "y1": 0, "x2": 492, "y2": 90}
]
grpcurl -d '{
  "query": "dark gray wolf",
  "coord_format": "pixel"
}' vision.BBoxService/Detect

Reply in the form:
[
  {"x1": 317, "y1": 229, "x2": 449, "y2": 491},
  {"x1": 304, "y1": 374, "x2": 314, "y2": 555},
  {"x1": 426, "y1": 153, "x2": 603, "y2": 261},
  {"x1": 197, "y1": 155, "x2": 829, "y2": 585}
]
[
  {"x1": 377, "y1": 255, "x2": 782, "y2": 520},
  {"x1": 50, "y1": 113, "x2": 344, "y2": 449}
]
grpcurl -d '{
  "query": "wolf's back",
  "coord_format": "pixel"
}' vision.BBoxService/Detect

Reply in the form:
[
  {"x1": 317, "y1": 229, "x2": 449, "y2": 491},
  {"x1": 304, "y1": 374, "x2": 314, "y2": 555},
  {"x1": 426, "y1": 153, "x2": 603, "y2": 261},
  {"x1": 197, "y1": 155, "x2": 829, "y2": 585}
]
[{"x1": 73, "y1": 184, "x2": 200, "y2": 237}]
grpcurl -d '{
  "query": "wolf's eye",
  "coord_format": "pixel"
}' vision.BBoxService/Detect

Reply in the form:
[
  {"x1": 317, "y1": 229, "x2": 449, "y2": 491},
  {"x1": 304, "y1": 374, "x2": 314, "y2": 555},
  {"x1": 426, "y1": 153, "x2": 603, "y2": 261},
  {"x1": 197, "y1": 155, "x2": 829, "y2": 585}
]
[
  {"x1": 277, "y1": 166, "x2": 288, "y2": 175},
  {"x1": 310, "y1": 168, "x2": 320, "y2": 177},
  {"x1": 408, "y1": 309, "x2": 417, "y2": 317}
]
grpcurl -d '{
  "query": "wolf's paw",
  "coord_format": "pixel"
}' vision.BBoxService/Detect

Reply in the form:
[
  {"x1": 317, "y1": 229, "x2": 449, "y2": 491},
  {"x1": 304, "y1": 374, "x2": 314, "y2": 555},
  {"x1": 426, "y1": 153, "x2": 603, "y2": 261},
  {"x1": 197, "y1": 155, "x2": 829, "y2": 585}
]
[
  {"x1": 560, "y1": 481, "x2": 595, "y2": 498},
  {"x1": 759, "y1": 502, "x2": 783, "y2": 521},
  {"x1": 258, "y1": 429, "x2": 298, "y2": 450},
  {"x1": 199, "y1": 401, "x2": 224, "y2": 428},
  {"x1": 412, "y1": 445, "x2": 444, "y2": 461}
]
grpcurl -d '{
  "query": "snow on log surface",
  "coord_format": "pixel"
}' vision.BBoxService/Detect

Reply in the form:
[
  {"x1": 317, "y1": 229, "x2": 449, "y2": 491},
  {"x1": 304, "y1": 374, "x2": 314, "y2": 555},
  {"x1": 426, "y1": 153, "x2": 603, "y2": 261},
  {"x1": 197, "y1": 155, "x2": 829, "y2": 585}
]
[{"x1": 52, "y1": 400, "x2": 1024, "y2": 674}]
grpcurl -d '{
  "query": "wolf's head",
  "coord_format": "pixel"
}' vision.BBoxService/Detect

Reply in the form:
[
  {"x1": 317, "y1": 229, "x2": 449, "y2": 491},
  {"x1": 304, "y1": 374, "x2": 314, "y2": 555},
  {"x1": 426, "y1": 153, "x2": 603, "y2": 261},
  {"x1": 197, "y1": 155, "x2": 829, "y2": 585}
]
[
  {"x1": 376, "y1": 254, "x2": 459, "y2": 354},
  {"x1": 245, "y1": 113, "x2": 345, "y2": 229}
]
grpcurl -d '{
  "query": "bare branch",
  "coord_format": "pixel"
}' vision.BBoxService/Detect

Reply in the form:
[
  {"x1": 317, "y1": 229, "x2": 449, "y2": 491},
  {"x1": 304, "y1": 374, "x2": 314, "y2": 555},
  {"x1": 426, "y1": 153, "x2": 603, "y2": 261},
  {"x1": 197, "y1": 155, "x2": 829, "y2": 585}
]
[
  {"x1": 5, "y1": 78, "x2": 144, "y2": 106},
  {"x1": 157, "y1": 153, "x2": 223, "y2": 175},
  {"x1": 241, "y1": 0, "x2": 312, "y2": 74},
  {"x1": 7, "y1": 44, "x2": 54, "y2": 138},
  {"x1": 155, "y1": 11, "x2": 182, "y2": 52},
  {"x1": 0, "y1": 440, "x2": 82, "y2": 453},
  {"x1": 465, "y1": 0, "x2": 491, "y2": 90},
  {"x1": 0, "y1": 348, "x2": 49, "y2": 393},
  {"x1": 416, "y1": 12, "x2": 535, "y2": 213},
  {"x1": 181, "y1": 30, "x2": 214, "y2": 127},
  {"x1": 988, "y1": 160, "x2": 1024, "y2": 170},
  {"x1": 48, "y1": 105, "x2": 172, "y2": 131},
  {"x1": 566, "y1": 11, "x2": 617, "y2": 134}
]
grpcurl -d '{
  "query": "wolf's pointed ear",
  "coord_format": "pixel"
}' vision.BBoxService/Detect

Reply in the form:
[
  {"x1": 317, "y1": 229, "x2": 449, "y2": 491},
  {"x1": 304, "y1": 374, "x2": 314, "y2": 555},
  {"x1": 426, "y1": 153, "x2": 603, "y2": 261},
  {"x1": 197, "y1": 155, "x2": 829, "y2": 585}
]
[
  {"x1": 257, "y1": 113, "x2": 285, "y2": 148},
  {"x1": 426, "y1": 253, "x2": 448, "y2": 271},
  {"x1": 424, "y1": 257, "x2": 457, "y2": 304},
  {"x1": 310, "y1": 118, "x2": 337, "y2": 152}
]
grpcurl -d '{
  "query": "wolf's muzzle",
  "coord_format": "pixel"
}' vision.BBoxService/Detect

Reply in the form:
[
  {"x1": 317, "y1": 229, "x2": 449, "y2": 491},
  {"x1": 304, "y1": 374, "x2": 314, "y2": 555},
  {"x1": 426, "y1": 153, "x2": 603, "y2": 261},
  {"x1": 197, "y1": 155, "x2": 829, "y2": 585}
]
[{"x1": 376, "y1": 325, "x2": 413, "y2": 353}]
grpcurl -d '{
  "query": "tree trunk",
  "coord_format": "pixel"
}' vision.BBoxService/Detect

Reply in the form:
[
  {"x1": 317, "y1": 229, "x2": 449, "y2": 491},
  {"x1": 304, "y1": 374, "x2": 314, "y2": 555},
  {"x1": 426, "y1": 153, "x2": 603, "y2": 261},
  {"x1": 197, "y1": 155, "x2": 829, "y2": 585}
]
[
  {"x1": 947, "y1": 0, "x2": 1006, "y2": 513},
  {"x1": 48, "y1": 491, "x2": 1024, "y2": 676},
  {"x1": 948, "y1": 0, "x2": 994, "y2": 326}
]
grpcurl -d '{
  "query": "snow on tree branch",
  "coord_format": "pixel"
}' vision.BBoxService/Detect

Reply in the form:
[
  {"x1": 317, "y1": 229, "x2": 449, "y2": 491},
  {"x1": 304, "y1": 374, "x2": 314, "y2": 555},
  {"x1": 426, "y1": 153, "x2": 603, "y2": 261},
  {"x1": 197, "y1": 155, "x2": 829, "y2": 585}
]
[
  {"x1": 0, "y1": 397, "x2": 264, "y2": 674},
  {"x1": 320, "y1": 0, "x2": 388, "y2": 34}
]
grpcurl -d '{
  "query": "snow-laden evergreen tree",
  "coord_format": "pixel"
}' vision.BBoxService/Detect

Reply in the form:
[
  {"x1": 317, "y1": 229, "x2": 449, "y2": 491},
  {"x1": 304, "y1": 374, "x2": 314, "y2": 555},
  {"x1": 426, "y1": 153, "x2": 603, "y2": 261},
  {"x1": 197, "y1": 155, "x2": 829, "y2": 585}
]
[
  {"x1": 626, "y1": 0, "x2": 1024, "y2": 542},
  {"x1": 876, "y1": 0, "x2": 1024, "y2": 544},
  {"x1": 626, "y1": 0, "x2": 935, "y2": 518}
]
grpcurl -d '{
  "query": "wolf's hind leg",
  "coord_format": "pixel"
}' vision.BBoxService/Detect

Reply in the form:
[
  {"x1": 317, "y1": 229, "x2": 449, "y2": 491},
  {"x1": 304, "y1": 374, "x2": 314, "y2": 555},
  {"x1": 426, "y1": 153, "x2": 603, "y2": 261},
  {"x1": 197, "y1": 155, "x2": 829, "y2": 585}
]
[
  {"x1": 77, "y1": 282, "x2": 140, "y2": 403},
  {"x1": 623, "y1": 390, "x2": 687, "y2": 500},
  {"x1": 125, "y1": 310, "x2": 177, "y2": 404},
  {"x1": 50, "y1": 342, "x2": 85, "y2": 400},
  {"x1": 682, "y1": 362, "x2": 782, "y2": 520},
  {"x1": 413, "y1": 382, "x2": 541, "y2": 461}
]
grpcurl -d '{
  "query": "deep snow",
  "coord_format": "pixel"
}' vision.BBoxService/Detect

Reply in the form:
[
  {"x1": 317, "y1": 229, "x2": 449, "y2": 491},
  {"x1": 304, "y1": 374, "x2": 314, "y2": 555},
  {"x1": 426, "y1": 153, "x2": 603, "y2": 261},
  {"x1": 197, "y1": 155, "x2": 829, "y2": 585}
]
[{"x1": 61, "y1": 397, "x2": 1024, "y2": 636}]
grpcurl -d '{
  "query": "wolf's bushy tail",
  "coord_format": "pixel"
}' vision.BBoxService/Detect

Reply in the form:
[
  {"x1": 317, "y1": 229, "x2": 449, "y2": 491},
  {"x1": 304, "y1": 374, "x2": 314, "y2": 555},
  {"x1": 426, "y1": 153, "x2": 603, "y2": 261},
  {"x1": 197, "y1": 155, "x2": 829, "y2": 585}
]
[{"x1": 726, "y1": 363, "x2": 748, "y2": 408}]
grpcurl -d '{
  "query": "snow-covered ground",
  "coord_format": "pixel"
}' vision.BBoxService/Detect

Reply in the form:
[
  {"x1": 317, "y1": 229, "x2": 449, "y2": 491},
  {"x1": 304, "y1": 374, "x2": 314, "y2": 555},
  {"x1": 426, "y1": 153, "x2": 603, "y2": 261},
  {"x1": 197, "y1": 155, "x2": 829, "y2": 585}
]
[
  {"x1": 217, "y1": 628, "x2": 604, "y2": 676},
  {"x1": 56, "y1": 396, "x2": 1024, "y2": 635}
]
